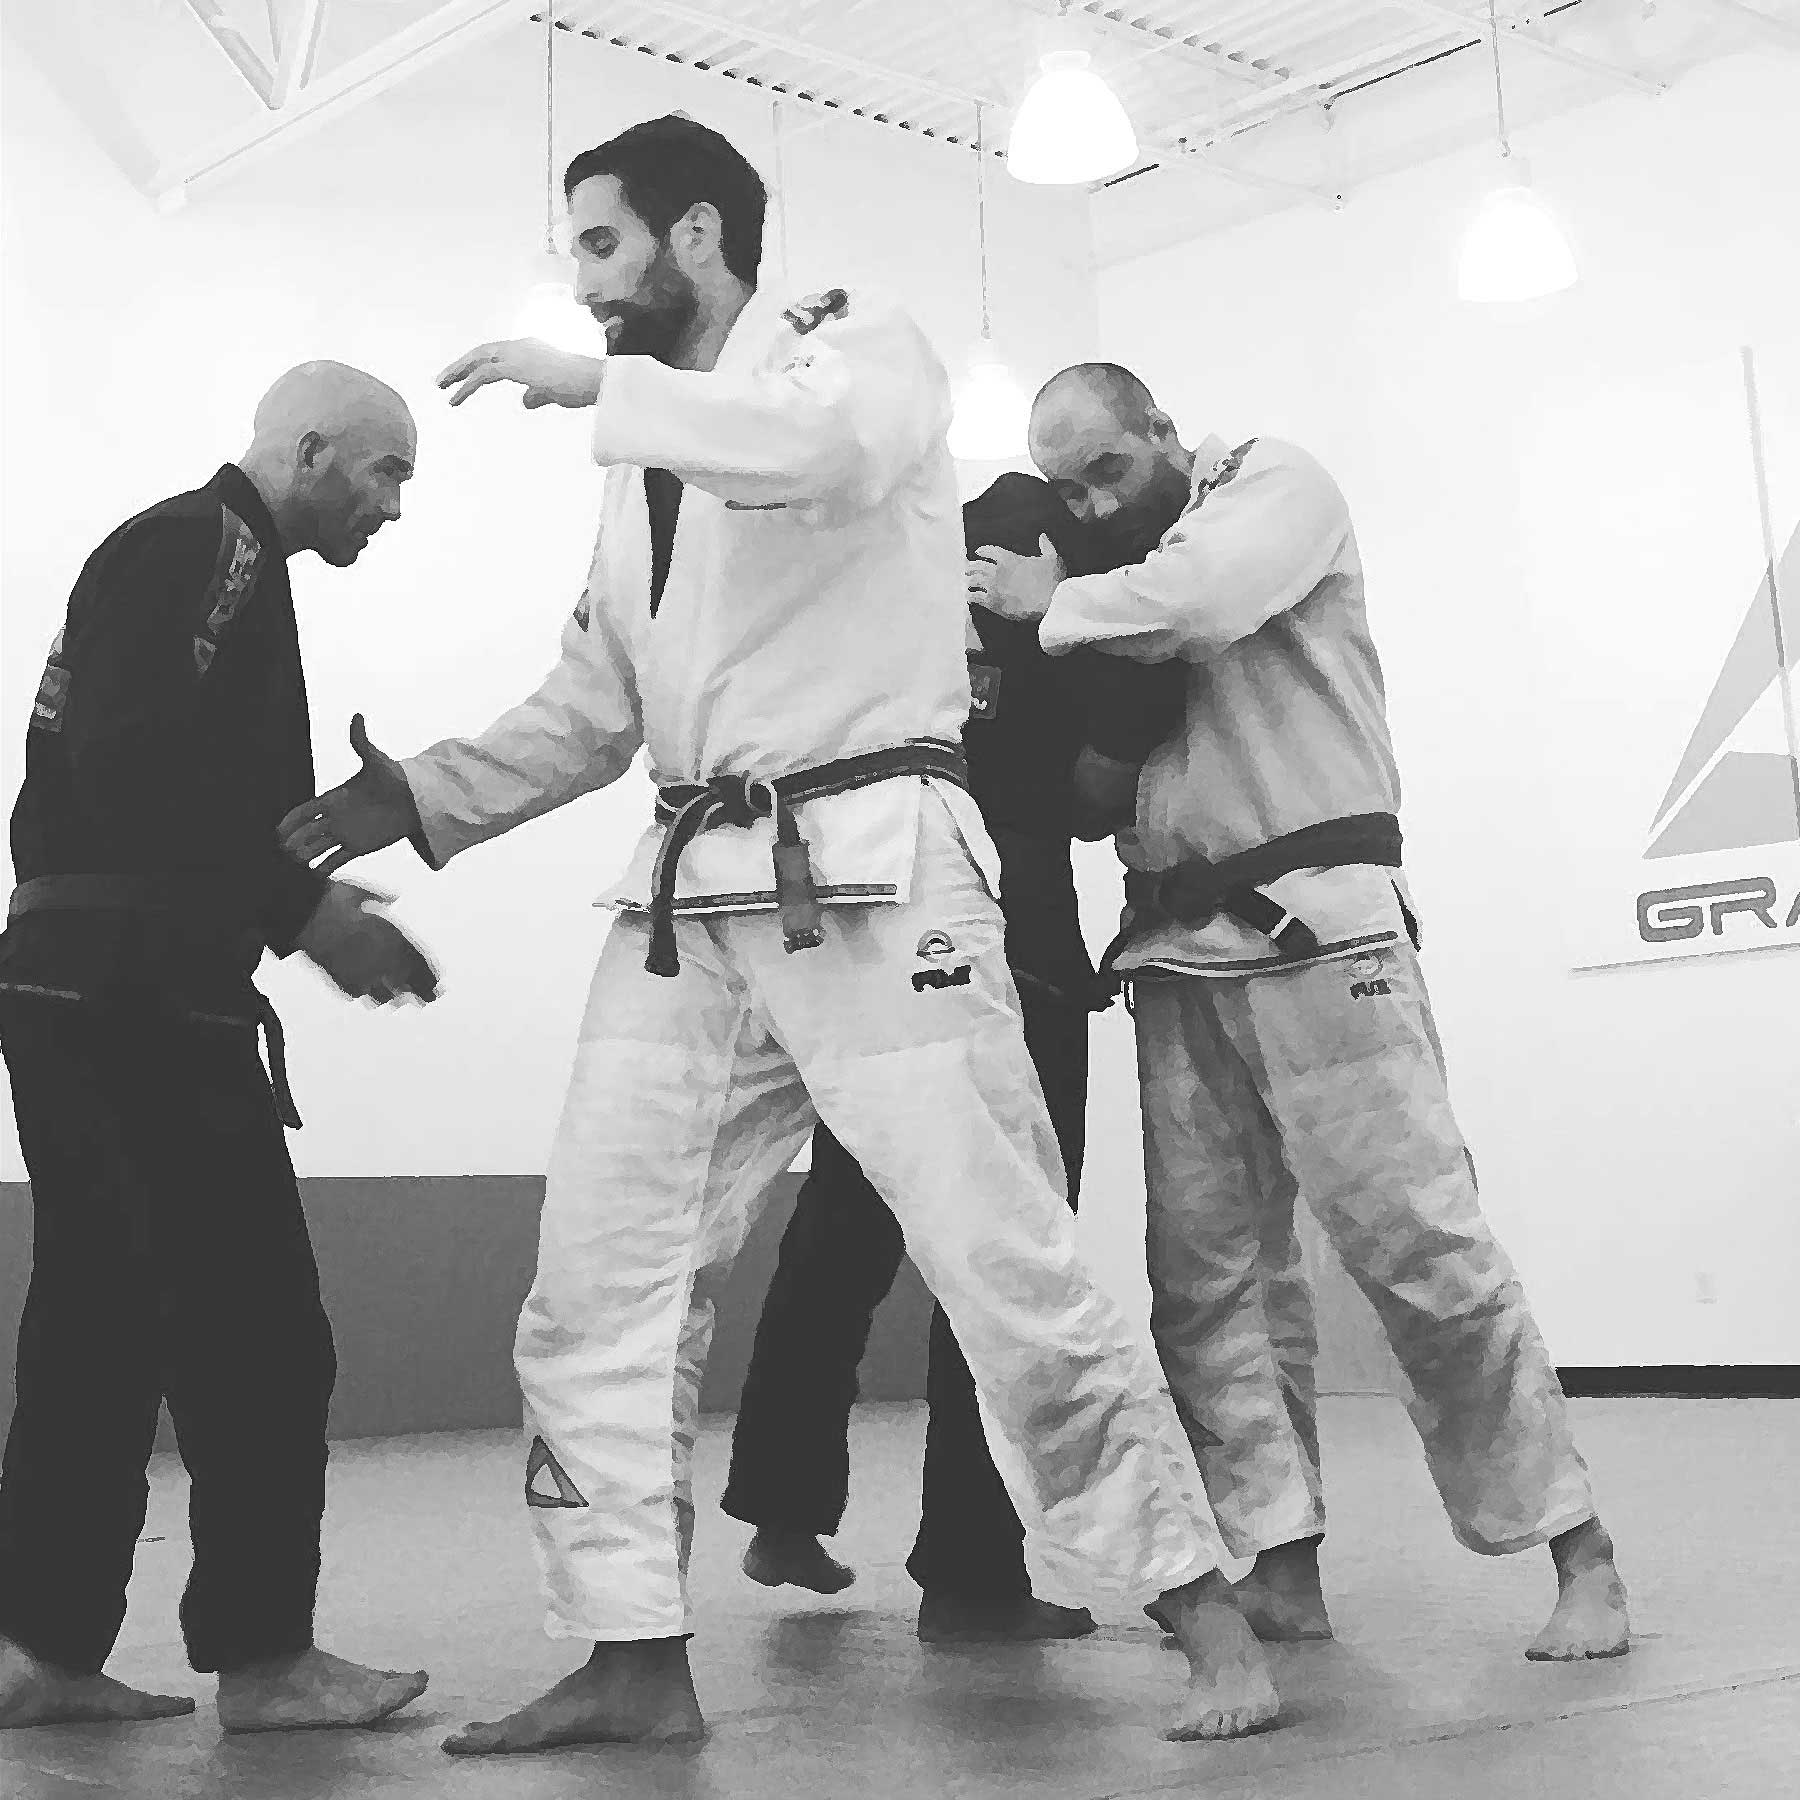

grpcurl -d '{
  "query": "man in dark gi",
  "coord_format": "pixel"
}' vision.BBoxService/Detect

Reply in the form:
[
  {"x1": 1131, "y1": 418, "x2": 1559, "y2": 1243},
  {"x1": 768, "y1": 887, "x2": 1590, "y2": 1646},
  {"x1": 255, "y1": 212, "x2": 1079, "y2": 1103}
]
[
  {"x1": 720, "y1": 472, "x2": 1186, "y2": 1643},
  {"x1": 0, "y1": 362, "x2": 440, "y2": 1733}
]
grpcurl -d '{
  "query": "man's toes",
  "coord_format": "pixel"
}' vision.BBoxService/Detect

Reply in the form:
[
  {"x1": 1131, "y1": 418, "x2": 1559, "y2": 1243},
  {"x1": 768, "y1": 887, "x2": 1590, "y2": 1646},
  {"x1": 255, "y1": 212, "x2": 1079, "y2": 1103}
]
[
  {"x1": 372, "y1": 1672, "x2": 429, "y2": 1721},
  {"x1": 443, "y1": 1718, "x2": 504, "y2": 1756}
]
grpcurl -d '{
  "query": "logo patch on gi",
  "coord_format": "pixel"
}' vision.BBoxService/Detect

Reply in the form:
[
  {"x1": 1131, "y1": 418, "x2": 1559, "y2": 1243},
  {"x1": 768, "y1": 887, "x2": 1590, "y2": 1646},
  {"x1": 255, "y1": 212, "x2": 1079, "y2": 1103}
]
[
  {"x1": 782, "y1": 287, "x2": 850, "y2": 336},
  {"x1": 916, "y1": 930, "x2": 957, "y2": 960},
  {"x1": 30, "y1": 631, "x2": 69, "y2": 733},
  {"x1": 204, "y1": 510, "x2": 263, "y2": 634},
  {"x1": 913, "y1": 963, "x2": 972, "y2": 992},
  {"x1": 525, "y1": 1436, "x2": 588, "y2": 1509},
  {"x1": 968, "y1": 662, "x2": 1002, "y2": 720},
  {"x1": 1349, "y1": 978, "x2": 1392, "y2": 1000}
]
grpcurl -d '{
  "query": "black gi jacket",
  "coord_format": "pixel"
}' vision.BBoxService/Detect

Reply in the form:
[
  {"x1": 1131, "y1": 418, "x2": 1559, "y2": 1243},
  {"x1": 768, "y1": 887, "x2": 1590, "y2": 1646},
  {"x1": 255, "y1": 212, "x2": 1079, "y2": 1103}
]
[
  {"x1": 961, "y1": 473, "x2": 1185, "y2": 1007},
  {"x1": 1, "y1": 465, "x2": 327, "y2": 1018}
]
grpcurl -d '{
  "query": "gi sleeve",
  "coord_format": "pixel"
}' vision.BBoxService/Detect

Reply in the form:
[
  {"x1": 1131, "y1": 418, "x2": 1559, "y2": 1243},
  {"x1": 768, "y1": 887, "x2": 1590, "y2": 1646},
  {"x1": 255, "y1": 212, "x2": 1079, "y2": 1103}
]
[
  {"x1": 589, "y1": 289, "x2": 949, "y2": 517},
  {"x1": 57, "y1": 518, "x2": 328, "y2": 955},
  {"x1": 1039, "y1": 446, "x2": 1352, "y2": 664},
  {"x1": 401, "y1": 596, "x2": 644, "y2": 869}
]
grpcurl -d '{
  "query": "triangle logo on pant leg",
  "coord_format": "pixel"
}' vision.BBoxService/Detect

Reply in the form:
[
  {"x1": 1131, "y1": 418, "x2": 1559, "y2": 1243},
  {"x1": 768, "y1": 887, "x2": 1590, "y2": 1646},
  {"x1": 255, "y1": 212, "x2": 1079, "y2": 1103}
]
[{"x1": 525, "y1": 1435, "x2": 588, "y2": 1509}]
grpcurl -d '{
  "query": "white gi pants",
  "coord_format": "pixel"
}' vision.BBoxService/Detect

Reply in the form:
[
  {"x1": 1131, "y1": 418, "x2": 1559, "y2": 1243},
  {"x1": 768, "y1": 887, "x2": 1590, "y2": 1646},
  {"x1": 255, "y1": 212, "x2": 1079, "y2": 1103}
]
[
  {"x1": 516, "y1": 789, "x2": 1225, "y2": 1641},
  {"x1": 1133, "y1": 940, "x2": 1597, "y2": 1560}
]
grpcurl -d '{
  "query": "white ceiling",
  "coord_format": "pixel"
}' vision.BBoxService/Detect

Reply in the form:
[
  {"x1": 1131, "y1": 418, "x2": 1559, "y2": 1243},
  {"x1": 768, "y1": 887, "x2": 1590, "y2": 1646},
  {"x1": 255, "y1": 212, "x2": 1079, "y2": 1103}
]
[{"x1": 8, "y1": 0, "x2": 1798, "y2": 259}]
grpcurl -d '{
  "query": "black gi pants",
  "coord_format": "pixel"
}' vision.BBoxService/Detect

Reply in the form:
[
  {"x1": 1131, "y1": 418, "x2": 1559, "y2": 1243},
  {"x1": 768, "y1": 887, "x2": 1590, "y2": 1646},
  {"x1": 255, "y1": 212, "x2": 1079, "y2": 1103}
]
[
  {"x1": 0, "y1": 994, "x2": 335, "y2": 1674},
  {"x1": 721, "y1": 979, "x2": 1089, "y2": 1602}
]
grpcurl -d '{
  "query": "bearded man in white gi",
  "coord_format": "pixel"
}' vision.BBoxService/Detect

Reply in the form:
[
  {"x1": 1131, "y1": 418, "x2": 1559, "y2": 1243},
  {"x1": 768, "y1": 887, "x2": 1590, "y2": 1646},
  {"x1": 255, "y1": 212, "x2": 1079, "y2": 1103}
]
[
  {"x1": 969, "y1": 362, "x2": 1631, "y2": 1664},
  {"x1": 279, "y1": 120, "x2": 1279, "y2": 1754}
]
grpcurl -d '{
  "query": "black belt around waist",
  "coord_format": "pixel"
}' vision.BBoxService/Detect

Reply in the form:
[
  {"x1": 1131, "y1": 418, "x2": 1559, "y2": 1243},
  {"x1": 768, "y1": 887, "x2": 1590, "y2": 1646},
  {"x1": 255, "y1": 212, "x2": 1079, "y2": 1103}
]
[
  {"x1": 646, "y1": 740, "x2": 969, "y2": 978},
  {"x1": 6, "y1": 874, "x2": 301, "y2": 1131},
  {"x1": 1100, "y1": 812, "x2": 1405, "y2": 983}
]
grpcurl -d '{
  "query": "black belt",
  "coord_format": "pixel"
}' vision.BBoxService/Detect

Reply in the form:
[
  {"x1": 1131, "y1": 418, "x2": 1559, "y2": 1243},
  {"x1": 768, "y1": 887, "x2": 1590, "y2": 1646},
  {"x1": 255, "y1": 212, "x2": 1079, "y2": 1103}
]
[
  {"x1": 646, "y1": 740, "x2": 969, "y2": 978},
  {"x1": 6, "y1": 874, "x2": 302, "y2": 1131},
  {"x1": 1100, "y1": 812, "x2": 1405, "y2": 984}
]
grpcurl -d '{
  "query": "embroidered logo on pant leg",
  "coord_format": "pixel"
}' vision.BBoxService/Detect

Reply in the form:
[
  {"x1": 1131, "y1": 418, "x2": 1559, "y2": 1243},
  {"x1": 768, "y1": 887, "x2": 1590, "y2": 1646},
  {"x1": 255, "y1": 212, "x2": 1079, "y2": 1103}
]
[
  {"x1": 525, "y1": 1435, "x2": 588, "y2": 1509},
  {"x1": 912, "y1": 963, "x2": 973, "y2": 992}
]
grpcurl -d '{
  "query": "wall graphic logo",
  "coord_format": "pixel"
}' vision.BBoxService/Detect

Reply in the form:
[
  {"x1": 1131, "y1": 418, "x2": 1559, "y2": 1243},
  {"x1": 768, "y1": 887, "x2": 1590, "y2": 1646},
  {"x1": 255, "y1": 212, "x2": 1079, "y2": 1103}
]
[
  {"x1": 1644, "y1": 519, "x2": 1800, "y2": 861},
  {"x1": 1524, "y1": 344, "x2": 1800, "y2": 971}
]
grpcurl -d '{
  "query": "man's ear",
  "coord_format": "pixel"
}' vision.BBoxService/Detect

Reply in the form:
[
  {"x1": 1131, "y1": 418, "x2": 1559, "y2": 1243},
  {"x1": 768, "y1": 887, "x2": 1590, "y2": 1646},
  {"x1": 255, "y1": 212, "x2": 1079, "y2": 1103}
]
[{"x1": 680, "y1": 201, "x2": 723, "y2": 264}]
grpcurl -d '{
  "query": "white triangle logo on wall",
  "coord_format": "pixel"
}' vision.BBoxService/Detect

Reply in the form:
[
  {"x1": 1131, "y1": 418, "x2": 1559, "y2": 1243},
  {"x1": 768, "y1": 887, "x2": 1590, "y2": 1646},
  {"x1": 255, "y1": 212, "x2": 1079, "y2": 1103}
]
[{"x1": 1646, "y1": 517, "x2": 1800, "y2": 859}]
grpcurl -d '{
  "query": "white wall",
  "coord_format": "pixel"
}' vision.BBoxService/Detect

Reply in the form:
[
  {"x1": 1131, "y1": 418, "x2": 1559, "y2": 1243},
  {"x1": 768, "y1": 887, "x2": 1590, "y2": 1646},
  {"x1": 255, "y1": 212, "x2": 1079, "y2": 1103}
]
[
  {"x1": 1082, "y1": 50, "x2": 1800, "y2": 1365},
  {"x1": 0, "y1": 23, "x2": 1102, "y2": 1181}
]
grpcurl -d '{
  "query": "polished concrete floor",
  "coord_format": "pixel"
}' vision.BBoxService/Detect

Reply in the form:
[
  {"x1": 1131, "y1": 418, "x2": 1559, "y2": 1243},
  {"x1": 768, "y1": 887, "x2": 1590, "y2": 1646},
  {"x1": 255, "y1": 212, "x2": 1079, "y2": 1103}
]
[{"x1": 3, "y1": 1396, "x2": 1797, "y2": 1799}]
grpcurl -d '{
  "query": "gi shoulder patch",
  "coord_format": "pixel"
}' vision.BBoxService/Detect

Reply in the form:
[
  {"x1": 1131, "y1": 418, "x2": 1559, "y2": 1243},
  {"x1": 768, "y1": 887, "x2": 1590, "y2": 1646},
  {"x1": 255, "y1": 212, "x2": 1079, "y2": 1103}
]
[
  {"x1": 29, "y1": 629, "x2": 70, "y2": 733},
  {"x1": 1201, "y1": 438, "x2": 1260, "y2": 500},
  {"x1": 968, "y1": 661, "x2": 1003, "y2": 720},
  {"x1": 782, "y1": 288, "x2": 850, "y2": 336},
  {"x1": 192, "y1": 505, "x2": 265, "y2": 676}
]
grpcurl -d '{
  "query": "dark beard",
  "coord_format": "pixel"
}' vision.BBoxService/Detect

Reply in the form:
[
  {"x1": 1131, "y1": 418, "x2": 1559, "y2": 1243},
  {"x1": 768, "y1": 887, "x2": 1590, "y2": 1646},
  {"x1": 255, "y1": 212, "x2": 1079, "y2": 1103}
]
[
  {"x1": 596, "y1": 244, "x2": 700, "y2": 363},
  {"x1": 1091, "y1": 460, "x2": 1194, "y2": 564}
]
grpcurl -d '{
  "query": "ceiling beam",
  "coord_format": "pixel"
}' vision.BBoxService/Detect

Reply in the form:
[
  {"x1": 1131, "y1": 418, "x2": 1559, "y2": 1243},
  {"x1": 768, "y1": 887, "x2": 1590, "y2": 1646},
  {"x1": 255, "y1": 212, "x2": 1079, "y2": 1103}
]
[
  {"x1": 1147, "y1": 23, "x2": 1464, "y2": 152},
  {"x1": 270, "y1": 0, "x2": 329, "y2": 110},
  {"x1": 182, "y1": 0, "x2": 277, "y2": 107},
  {"x1": 1003, "y1": 0, "x2": 1288, "y2": 91},
  {"x1": 559, "y1": 2, "x2": 1007, "y2": 112},
  {"x1": 1389, "y1": 0, "x2": 1670, "y2": 95},
  {"x1": 2, "y1": 0, "x2": 165, "y2": 196},
  {"x1": 152, "y1": 0, "x2": 529, "y2": 203}
]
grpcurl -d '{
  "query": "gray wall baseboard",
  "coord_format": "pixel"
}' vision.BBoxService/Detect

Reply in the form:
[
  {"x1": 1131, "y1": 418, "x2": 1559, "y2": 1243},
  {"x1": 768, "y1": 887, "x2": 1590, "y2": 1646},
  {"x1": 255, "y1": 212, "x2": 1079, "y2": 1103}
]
[
  {"x1": 0, "y1": 1174, "x2": 1406, "y2": 1454},
  {"x1": 0, "y1": 1174, "x2": 938, "y2": 1450}
]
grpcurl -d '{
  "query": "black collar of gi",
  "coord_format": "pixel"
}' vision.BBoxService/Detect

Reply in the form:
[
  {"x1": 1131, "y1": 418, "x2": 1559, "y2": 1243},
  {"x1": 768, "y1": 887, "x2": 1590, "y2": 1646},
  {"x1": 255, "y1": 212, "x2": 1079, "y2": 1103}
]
[{"x1": 212, "y1": 463, "x2": 287, "y2": 562}]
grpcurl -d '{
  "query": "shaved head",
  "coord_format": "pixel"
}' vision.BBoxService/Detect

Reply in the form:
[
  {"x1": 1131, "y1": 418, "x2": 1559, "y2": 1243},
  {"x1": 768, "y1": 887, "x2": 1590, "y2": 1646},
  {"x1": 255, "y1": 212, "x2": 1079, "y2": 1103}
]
[
  {"x1": 1027, "y1": 360, "x2": 1194, "y2": 565},
  {"x1": 241, "y1": 361, "x2": 416, "y2": 568},
  {"x1": 251, "y1": 360, "x2": 413, "y2": 453},
  {"x1": 1031, "y1": 362, "x2": 1158, "y2": 440}
]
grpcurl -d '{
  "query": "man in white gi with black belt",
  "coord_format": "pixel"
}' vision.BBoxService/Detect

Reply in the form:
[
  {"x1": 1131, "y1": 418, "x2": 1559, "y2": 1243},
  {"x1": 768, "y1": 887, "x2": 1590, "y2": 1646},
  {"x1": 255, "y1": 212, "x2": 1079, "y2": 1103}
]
[
  {"x1": 281, "y1": 118, "x2": 1279, "y2": 1754},
  {"x1": 970, "y1": 361, "x2": 1632, "y2": 1664}
]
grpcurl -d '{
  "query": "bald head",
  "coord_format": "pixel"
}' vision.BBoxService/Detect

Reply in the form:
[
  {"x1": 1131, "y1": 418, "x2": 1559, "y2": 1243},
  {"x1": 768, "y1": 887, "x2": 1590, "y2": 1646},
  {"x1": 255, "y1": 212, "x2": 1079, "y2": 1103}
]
[
  {"x1": 242, "y1": 361, "x2": 416, "y2": 568},
  {"x1": 1026, "y1": 361, "x2": 1194, "y2": 565},
  {"x1": 1031, "y1": 362, "x2": 1158, "y2": 442}
]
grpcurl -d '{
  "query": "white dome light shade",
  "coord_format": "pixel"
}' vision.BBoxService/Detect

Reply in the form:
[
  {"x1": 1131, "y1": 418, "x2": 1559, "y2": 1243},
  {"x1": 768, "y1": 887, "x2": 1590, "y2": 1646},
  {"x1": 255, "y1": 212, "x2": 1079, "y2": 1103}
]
[
  {"x1": 1456, "y1": 183, "x2": 1579, "y2": 303},
  {"x1": 948, "y1": 340, "x2": 1031, "y2": 461},
  {"x1": 1006, "y1": 51, "x2": 1138, "y2": 186},
  {"x1": 511, "y1": 251, "x2": 601, "y2": 353}
]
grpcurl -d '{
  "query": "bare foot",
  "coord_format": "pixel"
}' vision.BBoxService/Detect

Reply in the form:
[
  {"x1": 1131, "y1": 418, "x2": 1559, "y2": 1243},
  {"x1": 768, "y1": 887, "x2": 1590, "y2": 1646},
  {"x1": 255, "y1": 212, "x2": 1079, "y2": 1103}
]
[
  {"x1": 0, "y1": 1635, "x2": 195, "y2": 1729},
  {"x1": 1234, "y1": 1537, "x2": 1335, "y2": 1642},
  {"x1": 917, "y1": 1595, "x2": 1097, "y2": 1645},
  {"x1": 741, "y1": 1527, "x2": 855, "y2": 1595},
  {"x1": 216, "y1": 1645, "x2": 428, "y2": 1733},
  {"x1": 442, "y1": 1638, "x2": 705, "y2": 1756},
  {"x1": 1157, "y1": 1573, "x2": 1282, "y2": 1741},
  {"x1": 1527, "y1": 1518, "x2": 1630, "y2": 1661}
]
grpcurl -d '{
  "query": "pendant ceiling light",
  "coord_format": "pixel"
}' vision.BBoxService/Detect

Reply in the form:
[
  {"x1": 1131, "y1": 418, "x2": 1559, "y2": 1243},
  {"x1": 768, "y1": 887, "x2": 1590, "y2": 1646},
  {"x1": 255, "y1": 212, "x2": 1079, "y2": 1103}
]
[
  {"x1": 512, "y1": 12, "x2": 593, "y2": 352},
  {"x1": 1456, "y1": 0, "x2": 1579, "y2": 303},
  {"x1": 1007, "y1": 4, "x2": 1137, "y2": 186},
  {"x1": 948, "y1": 104, "x2": 1031, "y2": 462}
]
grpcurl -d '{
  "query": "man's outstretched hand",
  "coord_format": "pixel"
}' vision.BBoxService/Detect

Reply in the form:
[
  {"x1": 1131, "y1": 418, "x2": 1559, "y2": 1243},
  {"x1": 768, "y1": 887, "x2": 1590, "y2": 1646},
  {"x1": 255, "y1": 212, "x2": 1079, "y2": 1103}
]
[
  {"x1": 280, "y1": 715, "x2": 418, "y2": 877},
  {"x1": 437, "y1": 340, "x2": 607, "y2": 410},
  {"x1": 295, "y1": 881, "x2": 440, "y2": 1007}
]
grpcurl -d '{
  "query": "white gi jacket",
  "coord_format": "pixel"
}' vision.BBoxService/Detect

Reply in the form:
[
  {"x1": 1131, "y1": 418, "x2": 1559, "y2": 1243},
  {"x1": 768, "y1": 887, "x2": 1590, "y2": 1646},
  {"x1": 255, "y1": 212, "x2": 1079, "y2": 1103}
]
[
  {"x1": 1038, "y1": 434, "x2": 1416, "y2": 975},
  {"x1": 401, "y1": 287, "x2": 998, "y2": 912}
]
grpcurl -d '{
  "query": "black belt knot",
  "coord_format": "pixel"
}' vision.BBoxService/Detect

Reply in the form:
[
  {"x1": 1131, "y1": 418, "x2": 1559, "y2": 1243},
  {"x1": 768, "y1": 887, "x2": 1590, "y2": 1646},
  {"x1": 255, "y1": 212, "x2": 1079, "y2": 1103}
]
[
  {"x1": 643, "y1": 740, "x2": 969, "y2": 978},
  {"x1": 1098, "y1": 811, "x2": 1405, "y2": 988}
]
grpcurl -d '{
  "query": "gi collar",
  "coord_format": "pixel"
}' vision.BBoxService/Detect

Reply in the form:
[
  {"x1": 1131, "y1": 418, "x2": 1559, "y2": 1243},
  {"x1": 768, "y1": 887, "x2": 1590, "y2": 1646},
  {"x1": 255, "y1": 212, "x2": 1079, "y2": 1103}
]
[
  {"x1": 1189, "y1": 434, "x2": 1235, "y2": 495},
  {"x1": 213, "y1": 463, "x2": 287, "y2": 561}
]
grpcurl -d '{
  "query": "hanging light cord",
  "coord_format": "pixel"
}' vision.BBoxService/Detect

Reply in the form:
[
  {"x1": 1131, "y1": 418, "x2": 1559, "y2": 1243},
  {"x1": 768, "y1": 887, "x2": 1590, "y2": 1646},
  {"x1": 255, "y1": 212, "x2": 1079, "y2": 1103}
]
[
  {"x1": 543, "y1": 9, "x2": 556, "y2": 254},
  {"x1": 975, "y1": 101, "x2": 992, "y2": 341},
  {"x1": 1487, "y1": 0, "x2": 1512, "y2": 161},
  {"x1": 771, "y1": 99, "x2": 791, "y2": 280}
]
